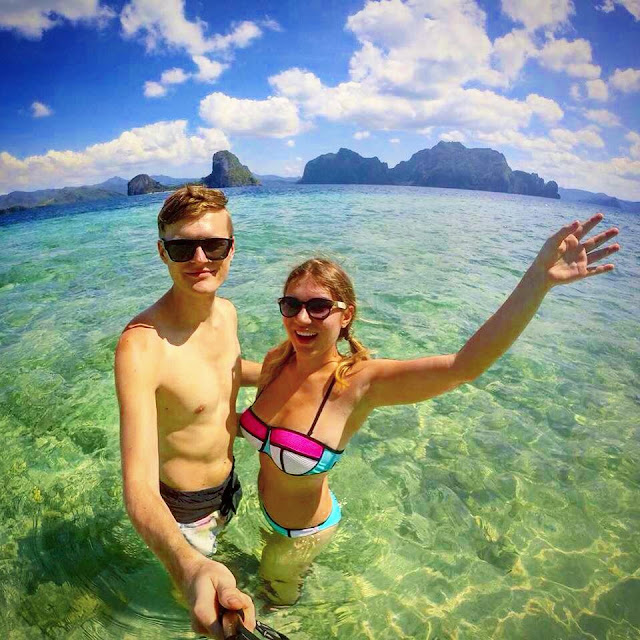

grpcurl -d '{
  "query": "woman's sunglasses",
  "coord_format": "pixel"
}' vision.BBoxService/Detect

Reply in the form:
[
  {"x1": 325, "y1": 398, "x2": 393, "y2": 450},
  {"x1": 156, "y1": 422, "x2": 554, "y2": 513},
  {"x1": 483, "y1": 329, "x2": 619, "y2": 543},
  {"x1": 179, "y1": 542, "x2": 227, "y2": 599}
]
[
  {"x1": 278, "y1": 296, "x2": 347, "y2": 320},
  {"x1": 161, "y1": 237, "x2": 233, "y2": 262}
]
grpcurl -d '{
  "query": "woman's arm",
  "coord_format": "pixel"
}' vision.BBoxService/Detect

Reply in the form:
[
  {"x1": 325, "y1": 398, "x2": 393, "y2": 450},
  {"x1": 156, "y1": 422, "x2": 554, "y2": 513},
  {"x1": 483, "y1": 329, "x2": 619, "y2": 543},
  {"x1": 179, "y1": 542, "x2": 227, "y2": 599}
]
[{"x1": 364, "y1": 213, "x2": 620, "y2": 408}]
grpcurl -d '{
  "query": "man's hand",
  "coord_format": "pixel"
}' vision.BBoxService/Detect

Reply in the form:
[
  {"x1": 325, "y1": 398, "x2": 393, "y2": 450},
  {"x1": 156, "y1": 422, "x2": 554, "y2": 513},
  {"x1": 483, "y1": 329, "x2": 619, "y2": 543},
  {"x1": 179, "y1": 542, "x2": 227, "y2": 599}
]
[{"x1": 182, "y1": 557, "x2": 256, "y2": 639}]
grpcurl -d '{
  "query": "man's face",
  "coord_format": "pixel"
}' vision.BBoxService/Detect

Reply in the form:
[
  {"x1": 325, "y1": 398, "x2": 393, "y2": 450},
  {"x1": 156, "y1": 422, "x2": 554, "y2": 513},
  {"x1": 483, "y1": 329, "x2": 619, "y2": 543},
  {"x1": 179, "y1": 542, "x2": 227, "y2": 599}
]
[{"x1": 158, "y1": 209, "x2": 234, "y2": 296}]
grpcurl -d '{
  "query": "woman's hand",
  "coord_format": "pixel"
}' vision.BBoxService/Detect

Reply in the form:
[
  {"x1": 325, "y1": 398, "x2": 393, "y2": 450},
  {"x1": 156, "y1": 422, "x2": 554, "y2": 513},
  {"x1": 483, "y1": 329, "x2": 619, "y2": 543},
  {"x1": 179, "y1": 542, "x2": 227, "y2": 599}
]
[{"x1": 532, "y1": 213, "x2": 620, "y2": 288}]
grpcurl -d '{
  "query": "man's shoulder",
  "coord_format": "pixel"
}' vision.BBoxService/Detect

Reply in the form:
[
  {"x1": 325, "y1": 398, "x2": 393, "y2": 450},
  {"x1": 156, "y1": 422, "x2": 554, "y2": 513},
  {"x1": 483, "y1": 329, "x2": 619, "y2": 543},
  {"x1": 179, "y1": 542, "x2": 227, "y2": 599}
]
[{"x1": 117, "y1": 306, "x2": 164, "y2": 356}]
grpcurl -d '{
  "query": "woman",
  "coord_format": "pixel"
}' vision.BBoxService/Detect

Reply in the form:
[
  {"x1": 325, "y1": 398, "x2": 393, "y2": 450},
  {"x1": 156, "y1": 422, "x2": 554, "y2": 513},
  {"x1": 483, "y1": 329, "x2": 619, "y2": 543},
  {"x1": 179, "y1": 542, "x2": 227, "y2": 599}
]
[{"x1": 239, "y1": 213, "x2": 619, "y2": 605}]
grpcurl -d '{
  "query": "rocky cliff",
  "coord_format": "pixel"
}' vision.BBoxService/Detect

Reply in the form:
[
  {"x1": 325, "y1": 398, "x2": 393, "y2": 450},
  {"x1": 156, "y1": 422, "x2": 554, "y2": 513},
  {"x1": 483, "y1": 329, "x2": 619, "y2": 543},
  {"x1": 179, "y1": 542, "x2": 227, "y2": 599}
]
[
  {"x1": 202, "y1": 151, "x2": 259, "y2": 188},
  {"x1": 300, "y1": 141, "x2": 560, "y2": 199},
  {"x1": 300, "y1": 148, "x2": 390, "y2": 184},
  {"x1": 127, "y1": 174, "x2": 167, "y2": 196}
]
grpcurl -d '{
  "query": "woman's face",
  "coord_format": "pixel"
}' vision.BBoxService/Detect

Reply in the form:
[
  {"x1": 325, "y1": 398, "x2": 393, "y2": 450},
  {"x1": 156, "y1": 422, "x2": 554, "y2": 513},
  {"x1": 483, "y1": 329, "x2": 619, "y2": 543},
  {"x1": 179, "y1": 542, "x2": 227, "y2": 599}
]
[{"x1": 282, "y1": 275, "x2": 353, "y2": 358}]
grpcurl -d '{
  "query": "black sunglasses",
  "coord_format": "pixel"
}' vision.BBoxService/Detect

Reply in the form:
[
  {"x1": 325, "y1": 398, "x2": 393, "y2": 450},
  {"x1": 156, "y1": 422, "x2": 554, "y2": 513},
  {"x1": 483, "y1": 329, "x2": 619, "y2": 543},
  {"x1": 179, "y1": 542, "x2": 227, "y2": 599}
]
[
  {"x1": 278, "y1": 296, "x2": 347, "y2": 320},
  {"x1": 161, "y1": 237, "x2": 233, "y2": 262}
]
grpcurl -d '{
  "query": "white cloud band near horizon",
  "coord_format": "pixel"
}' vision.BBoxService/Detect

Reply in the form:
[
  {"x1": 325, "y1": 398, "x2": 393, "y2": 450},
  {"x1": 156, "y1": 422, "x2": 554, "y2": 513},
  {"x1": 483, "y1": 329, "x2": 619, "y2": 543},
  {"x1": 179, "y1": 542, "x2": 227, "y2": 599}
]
[{"x1": 0, "y1": 120, "x2": 229, "y2": 193}]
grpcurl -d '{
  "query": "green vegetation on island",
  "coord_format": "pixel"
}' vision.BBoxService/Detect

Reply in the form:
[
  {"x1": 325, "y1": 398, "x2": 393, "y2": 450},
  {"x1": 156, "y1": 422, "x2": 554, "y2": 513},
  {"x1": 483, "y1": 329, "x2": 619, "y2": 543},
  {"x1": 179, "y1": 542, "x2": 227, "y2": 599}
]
[{"x1": 202, "y1": 150, "x2": 260, "y2": 188}]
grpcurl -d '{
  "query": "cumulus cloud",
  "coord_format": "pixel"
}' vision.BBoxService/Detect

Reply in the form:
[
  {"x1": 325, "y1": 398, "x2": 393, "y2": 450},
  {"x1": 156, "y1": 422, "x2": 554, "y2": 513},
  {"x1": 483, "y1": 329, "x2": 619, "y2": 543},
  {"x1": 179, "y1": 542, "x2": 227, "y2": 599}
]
[
  {"x1": 586, "y1": 78, "x2": 609, "y2": 101},
  {"x1": 584, "y1": 109, "x2": 621, "y2": 127},
  {"x1": 550, "y1": 127, "x2": 605, "y2": 149},
  {"x1": 144, "y1": 81, "x2": 167, "y2": 98},
  {"x1": 0, "y1": 120, "x2": 229, "y2": 192},
  {"x1": 31, "y1": 101, "x2": 53, "y2": 117},
  {"x1": 121, "y1": 1, "x2": 274, "y2": 56},
  {"x1": 570, "y1": 83, "x2": 582, "y2": 100},
  {"x1": 491, "y1": 29, "x2": 536, "y2": 85},
  {"x1": 441, "y1": 130, "x2": 466, "y2": 141},
  {"x1": 501, "y1": 0, "x2": 575, "y2": 31},
  {"x1": 537, "y1": 38, "x2": 601, "y2": 79},
  {"x1": 269, "y1": 67, "x2": 563, "y2": 135},
  {"x1": 597, "y1": 0, "x2": 640, "y2": 19},
  {"x1": 160, "y1": 67, "x2": 189, "y2": 85},
  {"x1": 0, "y1": 0, "x2": 114, "y2": 39},
  {"x1": 199, "y1": 92, "x2": 306, "y2": 138},
  {"x1": 610, "y1": 68, "x2": 640, "y2": 92},
  {"x1": 192, "y1": 56, "x2": 228, "y2": 83},
  {"x1": 354, "y1": 130, "x2": 370, "y2": 140},
  {"x1": 286, "y1": 139, "x2": 295, "y2": 147},
  {"x1": 389, "y1": 138, "x2": 400, "y2": 144},
  {"x1": 345, "y1": 0, "x2": 507, "y2": 94}
]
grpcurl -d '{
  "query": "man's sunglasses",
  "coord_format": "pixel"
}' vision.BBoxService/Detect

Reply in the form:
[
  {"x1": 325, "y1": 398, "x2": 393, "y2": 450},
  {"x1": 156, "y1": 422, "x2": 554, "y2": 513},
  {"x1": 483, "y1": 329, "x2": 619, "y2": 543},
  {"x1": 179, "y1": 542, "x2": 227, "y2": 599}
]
[
  {"x1": 278, "y1": 296, "x2": 347, "y2": 320},
  {"x1": 161, "y1": 237, "x2": 233, "y2": 262}
]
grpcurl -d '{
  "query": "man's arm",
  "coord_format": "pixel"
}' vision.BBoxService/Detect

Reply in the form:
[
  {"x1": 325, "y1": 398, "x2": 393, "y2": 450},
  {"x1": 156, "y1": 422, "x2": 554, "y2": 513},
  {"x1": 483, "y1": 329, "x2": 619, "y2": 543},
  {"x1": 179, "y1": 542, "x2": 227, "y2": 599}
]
[{"x1": 115, "y1": 328, "x2": 255, "y2": 637}]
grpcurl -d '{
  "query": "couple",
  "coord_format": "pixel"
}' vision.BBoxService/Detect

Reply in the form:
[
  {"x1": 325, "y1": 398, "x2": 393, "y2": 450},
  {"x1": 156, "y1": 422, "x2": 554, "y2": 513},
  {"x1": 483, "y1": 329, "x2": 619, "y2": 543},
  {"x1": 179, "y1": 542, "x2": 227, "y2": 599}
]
[{"x1": 115, "y1": 185, "x2": 619, "y2": 638}]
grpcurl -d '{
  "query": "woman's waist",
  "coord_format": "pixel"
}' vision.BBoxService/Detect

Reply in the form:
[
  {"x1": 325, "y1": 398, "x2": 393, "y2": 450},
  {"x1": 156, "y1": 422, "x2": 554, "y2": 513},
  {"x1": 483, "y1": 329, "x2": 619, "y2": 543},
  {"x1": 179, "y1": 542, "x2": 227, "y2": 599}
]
[{"x1": 258, "y1": 470, "x2": 333, "y2": 528}]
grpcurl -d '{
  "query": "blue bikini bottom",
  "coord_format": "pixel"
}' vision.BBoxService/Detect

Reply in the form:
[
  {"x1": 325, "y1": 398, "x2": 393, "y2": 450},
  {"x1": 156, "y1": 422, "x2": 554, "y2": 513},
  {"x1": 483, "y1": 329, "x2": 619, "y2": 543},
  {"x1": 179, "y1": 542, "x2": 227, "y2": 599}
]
[{"x1": 261, "y1": 491, "x2": 341, "y2": 538}]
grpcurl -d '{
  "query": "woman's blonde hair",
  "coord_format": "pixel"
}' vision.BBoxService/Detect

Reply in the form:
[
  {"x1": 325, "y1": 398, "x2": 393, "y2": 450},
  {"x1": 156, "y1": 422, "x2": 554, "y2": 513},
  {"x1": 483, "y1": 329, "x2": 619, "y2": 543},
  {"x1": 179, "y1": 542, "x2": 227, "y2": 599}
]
[{"x1": 259, "y1": 258, "x2": 370, "y2": 388}]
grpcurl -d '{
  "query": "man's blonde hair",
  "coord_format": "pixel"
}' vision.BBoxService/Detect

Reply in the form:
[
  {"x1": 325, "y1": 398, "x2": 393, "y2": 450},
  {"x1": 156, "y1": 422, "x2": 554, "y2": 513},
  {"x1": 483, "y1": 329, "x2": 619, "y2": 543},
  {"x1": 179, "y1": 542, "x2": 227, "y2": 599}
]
[{"x1": 157, "y1": 185, "x2": 232, "y2": 235}]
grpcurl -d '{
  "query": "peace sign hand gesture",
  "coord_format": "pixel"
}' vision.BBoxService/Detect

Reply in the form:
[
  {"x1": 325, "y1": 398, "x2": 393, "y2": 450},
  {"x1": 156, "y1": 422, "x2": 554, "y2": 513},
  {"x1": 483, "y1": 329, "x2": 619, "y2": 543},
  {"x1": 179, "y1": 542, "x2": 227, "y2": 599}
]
[{"x1": 532, "y1": 213, "x2": 620, "y2": 288}]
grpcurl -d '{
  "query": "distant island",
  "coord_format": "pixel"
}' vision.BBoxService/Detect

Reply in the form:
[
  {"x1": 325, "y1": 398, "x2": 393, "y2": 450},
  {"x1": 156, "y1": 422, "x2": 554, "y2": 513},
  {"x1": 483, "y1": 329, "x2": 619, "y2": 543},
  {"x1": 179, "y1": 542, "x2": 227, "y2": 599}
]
[
  {"x1": 202, "y1": 150, "x2": 260, "y2": 188},
  {"x1": 300, "y1": 142, "x2": 560, "y2": 199},
  {"x1": 2, "y1": 142, "x2": 639, "y2": 213}
]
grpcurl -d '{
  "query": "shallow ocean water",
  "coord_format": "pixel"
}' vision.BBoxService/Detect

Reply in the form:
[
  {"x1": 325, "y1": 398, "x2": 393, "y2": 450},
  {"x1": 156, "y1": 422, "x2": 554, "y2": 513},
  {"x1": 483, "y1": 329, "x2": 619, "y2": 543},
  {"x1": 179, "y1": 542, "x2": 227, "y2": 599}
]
[{"x1": 0, "y1": 184, "x2": 638, "y2": 639}]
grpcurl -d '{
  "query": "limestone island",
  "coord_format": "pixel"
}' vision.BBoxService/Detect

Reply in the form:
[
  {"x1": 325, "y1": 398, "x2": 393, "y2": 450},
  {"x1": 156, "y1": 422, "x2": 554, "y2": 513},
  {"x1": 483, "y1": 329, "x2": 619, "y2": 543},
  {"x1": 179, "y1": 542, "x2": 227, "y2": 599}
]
[
  {"x1": 299, "y1": 142, "x2": 560, "y2": 199},
  {"x1": 127, "y1": 174, "x2": 168, "y2": 196},
  {"x1": 202, "y1": 151, "x2": 260, "y2": 188}
]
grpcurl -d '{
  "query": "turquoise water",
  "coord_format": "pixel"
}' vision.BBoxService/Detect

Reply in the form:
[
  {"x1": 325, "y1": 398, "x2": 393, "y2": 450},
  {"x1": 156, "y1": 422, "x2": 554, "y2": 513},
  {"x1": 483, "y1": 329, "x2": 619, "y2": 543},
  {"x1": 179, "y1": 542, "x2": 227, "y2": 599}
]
[{"x1": 1, "y1": 185, "x2": 638, "y2": 639}]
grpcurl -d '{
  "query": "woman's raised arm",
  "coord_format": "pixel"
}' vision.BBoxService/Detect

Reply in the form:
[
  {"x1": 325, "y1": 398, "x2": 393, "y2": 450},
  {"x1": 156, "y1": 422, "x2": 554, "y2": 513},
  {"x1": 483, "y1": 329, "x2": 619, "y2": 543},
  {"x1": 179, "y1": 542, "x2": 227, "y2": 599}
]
[{"x1": 364, "y1": 213, "x2": 620, "y2": 408}]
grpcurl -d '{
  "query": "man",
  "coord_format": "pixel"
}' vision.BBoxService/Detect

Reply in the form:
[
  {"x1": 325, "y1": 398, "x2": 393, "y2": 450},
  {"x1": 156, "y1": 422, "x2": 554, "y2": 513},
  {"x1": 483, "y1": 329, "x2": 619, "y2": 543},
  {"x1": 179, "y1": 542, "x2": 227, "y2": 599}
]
[{"x1": 115, "y1": 186, "x2": 258, "y2": 638}]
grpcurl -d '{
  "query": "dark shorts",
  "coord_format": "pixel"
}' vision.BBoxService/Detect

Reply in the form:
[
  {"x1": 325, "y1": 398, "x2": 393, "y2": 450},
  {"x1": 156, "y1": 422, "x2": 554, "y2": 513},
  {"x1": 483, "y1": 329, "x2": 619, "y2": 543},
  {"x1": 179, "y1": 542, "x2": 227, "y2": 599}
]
[{"x1": 159, "y1": 463, "x2": 242, "y2": 556}]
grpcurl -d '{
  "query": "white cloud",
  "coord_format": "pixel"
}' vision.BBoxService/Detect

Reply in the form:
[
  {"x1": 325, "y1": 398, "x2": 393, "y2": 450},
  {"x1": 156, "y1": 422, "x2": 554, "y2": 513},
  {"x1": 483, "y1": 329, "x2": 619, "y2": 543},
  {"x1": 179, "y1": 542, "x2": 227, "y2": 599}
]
[
  {"x1": 31, "y1": 101, "x2": 53, "y2": 117},
  {"x1": 121, "y1": 1, "x2": 269, "y2": 56},
  {"x1": 441, "y1": 130, "x2": 466, "y2": 141},
  {"x1": 0, "y1": 0, "x2": 114, "y2": 39},
  {"x1": 354, "y1": 130, "x2": 370, "y2": 140},
  {"x1": 525, "y1": 93, "x2": 564, "y2": 123},
  {"x1": 389, "y1": 138, "x2": 400, "y2": 144},
  {"x1": 627, "y1": 131, "x2": 640, "y2": 158},
  {"x1": 286, "y1": 139, "x2": 295, "y2": 147},
  {"x1": 550, "y1": 127, "x2": 605, "y2": 149},
  {"x1": 160, "y1": 67, "x2": 188, "y2": 85},
  {"x1": 570, "y1": 83, "x2": 582, "y2": 100},
  {"x1": 585, "y1": 78, "x2": 609, "y2": 101},
  {"x1": 597, "y1": 0, "x2": 640, "y2": 19},
  {"x1": 345, "y1": 0, "x2": 506, "y2": 94},
  {"x1": 270, "y1": 68, "x2": 563, "y2": 135},
  {"x1": 584, "y1": 109, "x2": 621, "y2": 127},
  {"x1": 610, "y1": 68, "x2": 640, "y2": 92},
  {"x1": 474, "y1": 128, "x2": 640, "y2": 199},
  {"x1": 501, "y1": 0, "x2": 575, "y2": 31},
  {"x1": 192, "y1": 56, "x2": 228, "y2": 83},
  {"x1": 0, "y1": 120, "x2": 230, "y2": 192},
  {"x1": 199, "y1": 92, "x2": 306, "y2": 138},
  {"x1": 144, "y1": 81, "x2": 167, "y2": 98},
  {"x1": 537, "y1": 38, "x2": 601, "y2": 79},
  {"x1": 491, "y1": 29, "x2": 536, "y2": 85}
]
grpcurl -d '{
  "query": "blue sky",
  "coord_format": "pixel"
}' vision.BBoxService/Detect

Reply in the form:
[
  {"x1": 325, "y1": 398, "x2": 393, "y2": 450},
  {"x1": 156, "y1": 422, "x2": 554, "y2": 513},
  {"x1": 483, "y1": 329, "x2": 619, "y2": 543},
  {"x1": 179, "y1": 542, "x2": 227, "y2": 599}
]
[{"x1": 1, "y1": 0, "x2": 639, "y2": 199}]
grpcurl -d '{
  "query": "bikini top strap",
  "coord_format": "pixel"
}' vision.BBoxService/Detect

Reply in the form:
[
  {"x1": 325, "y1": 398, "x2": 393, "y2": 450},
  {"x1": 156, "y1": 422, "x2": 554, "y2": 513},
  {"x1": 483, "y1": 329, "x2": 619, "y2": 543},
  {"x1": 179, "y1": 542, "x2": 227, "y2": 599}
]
[{"x1": 307, "y1": 375, "x2": 337, "y2": 436}]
